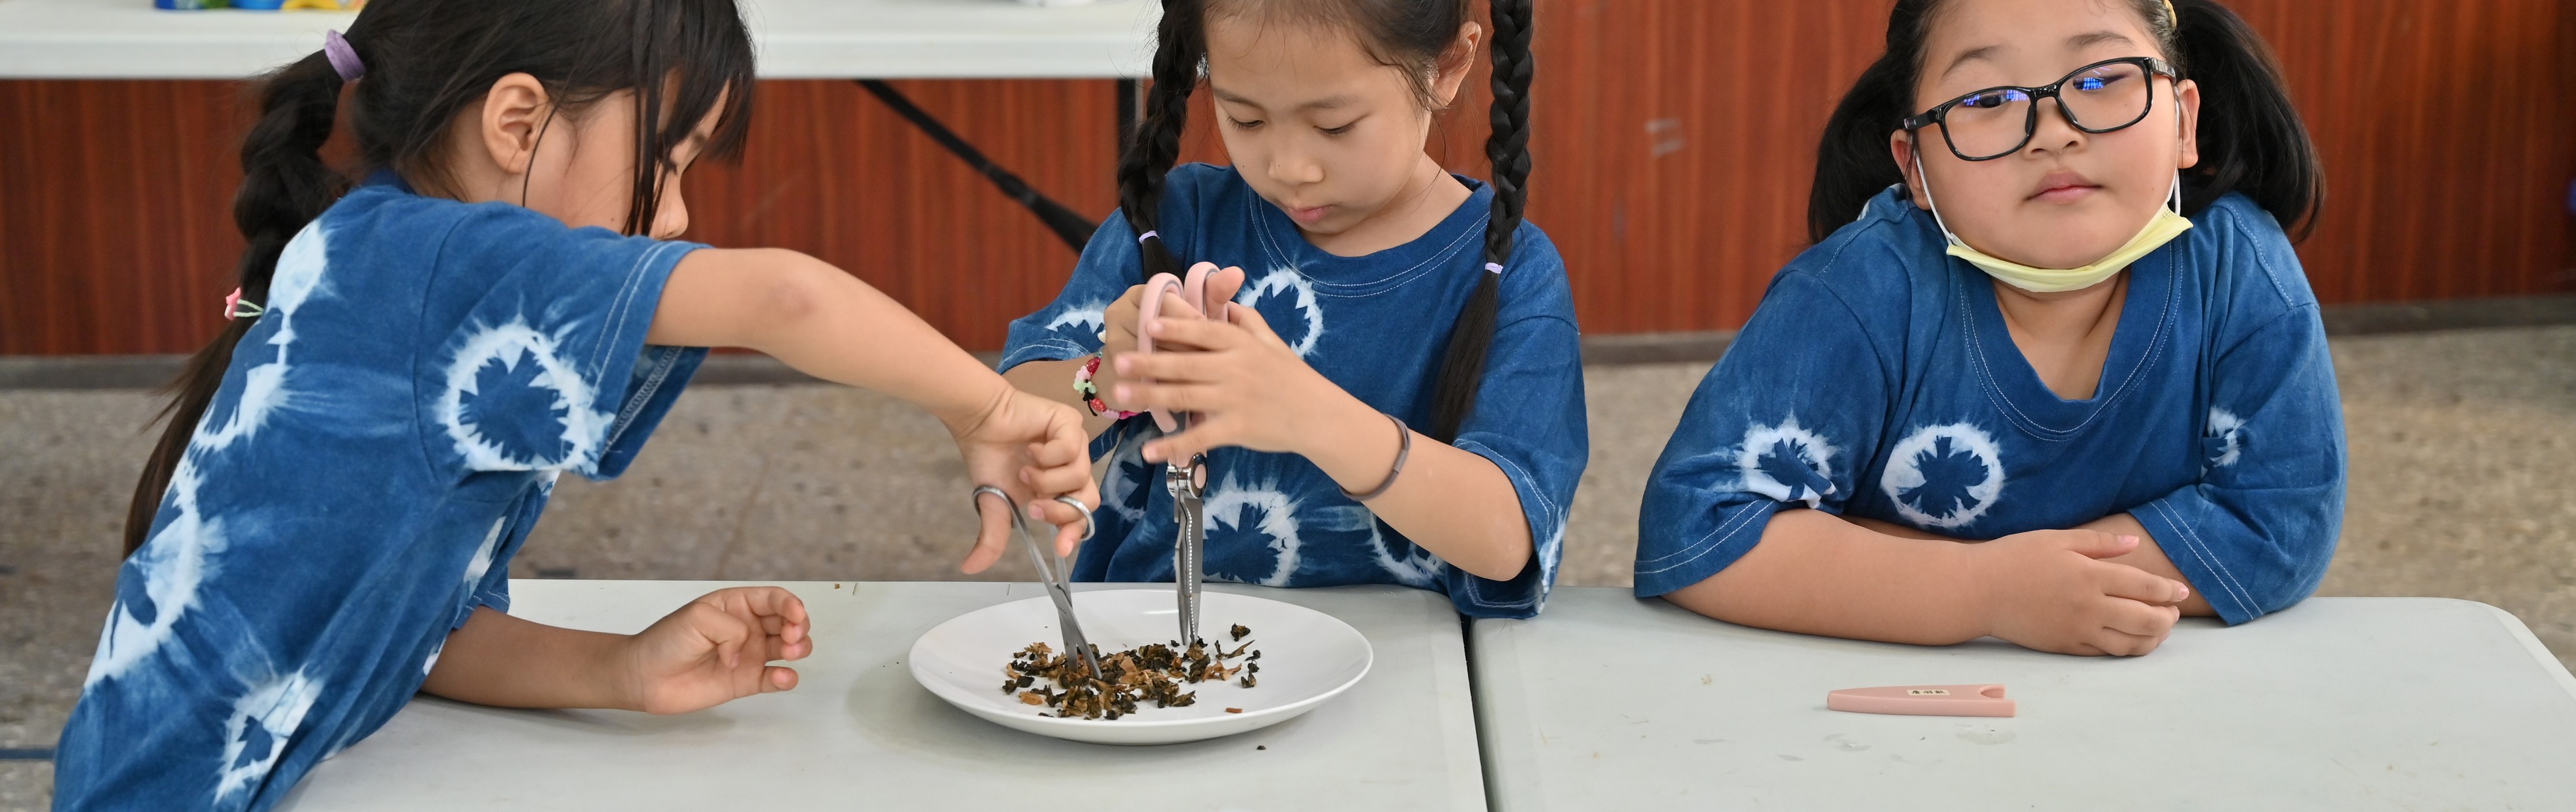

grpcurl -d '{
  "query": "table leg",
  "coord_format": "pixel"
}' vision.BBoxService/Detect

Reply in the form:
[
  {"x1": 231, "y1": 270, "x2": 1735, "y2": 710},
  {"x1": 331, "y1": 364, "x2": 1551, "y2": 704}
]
[{"x1": 855, "y1": 79, "x2": 1096, "y2": 252}]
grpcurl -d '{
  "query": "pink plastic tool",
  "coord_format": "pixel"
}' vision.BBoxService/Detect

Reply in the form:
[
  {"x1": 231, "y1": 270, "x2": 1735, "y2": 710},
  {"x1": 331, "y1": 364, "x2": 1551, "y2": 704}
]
[
  {"x1": 1826, "y1": 684, "x2": 2015, "y2": 717},
  {"x1": 1133, "y1": 262, "x2": 1228, "y2": 433}
]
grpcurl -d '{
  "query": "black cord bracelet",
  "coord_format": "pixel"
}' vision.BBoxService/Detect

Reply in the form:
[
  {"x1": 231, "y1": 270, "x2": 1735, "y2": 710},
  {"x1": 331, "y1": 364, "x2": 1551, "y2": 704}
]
[{"x1": 1341, "y1": 413, "x2": 1412, "y2": 502}]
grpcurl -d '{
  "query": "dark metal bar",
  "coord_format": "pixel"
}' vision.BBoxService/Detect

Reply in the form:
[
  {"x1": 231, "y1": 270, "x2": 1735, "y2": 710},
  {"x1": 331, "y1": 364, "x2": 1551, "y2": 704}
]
[{"x1": 855, "y1": 79, "x2": 1096, "y2": 252}]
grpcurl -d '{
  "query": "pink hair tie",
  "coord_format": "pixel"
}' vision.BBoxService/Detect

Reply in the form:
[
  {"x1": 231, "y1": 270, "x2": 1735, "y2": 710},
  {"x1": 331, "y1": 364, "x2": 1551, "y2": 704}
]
[
  {"x1": 223, "y1": 288, "x2": 264, "y2": 320},
  {"x1": 1137, "y1": 230, "x2": 1158, "y2": 244}
]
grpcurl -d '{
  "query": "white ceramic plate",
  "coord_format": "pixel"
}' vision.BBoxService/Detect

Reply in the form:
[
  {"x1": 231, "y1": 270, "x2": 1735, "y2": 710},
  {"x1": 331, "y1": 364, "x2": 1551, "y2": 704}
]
[{"x1": 908, "y1": 589, "x2": 1371, "y2": 745}]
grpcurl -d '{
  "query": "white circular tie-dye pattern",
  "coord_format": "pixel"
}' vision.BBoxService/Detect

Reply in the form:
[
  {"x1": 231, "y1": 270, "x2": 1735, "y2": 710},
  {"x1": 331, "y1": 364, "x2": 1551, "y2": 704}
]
[
  {"x1": 194, "y1": 222, "x2": 329, "y2": 452},
  {"x1": 87, "y1": 222, "x2": 336, "y2": 688},
  {"x1": 1236, "y1": 269, "x2": 1326, "y2": 358},
  {"x1": 213, "y1": 669, "x2": 325, "y2": 802},
  {"x1": 1735, "y1": 415, "x2": 1840, "y2": 509},
  {"x1": 1098, "y1": 434, "x2": 1155, "y2": 524},
  {"x1": 1880, "y1": 423, "x2": 2007, "y2": 530},
  {"x1": 1045, "y1": 301, "x2": 1109, "y2": 338},
  {"x1": 1202, "y1": 480, "x2": 1305, "y2": 587},
  {"x1": 435, "y1": 320, "x2": 611, "y2": 471},
  {"x1": 2205, "y1": 406, "x2": 2247, "y2": 470},
  {"x1": 1365, "y1": 525, "x2": 1445, "y2": 589},
  {"x1": 85, "y1": 460, "x2": 225, "y2": 687}
]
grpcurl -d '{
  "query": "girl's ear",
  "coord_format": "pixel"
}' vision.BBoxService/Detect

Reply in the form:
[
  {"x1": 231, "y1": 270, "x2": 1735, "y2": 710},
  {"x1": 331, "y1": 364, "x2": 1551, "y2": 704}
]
[
  {"x1": 1429, "y1": 22, "x2": 1485, "y2": 109},
  {"x1": 479, "y1": 72, "x2": 554, "y2": 177},
  {"x1": 2172, "y1": 78, "x2": 2202, "y2": 171},
  {"x1": 1889, "y1": 129, "x2": 1932, "y2": 209}
]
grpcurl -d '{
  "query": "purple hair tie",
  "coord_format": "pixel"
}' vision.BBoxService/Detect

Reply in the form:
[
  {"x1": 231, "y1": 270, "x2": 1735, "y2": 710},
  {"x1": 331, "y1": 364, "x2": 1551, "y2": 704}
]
[
  {"x1": 322, "y1": 30, "x2": 365, "y2": 83},
  {"x1": 1137, "y1": 230, "x2": 1159, "y2": 244},
  {"x1": 1484, "y1": 262, "x2": 1505, "y2": 274}
]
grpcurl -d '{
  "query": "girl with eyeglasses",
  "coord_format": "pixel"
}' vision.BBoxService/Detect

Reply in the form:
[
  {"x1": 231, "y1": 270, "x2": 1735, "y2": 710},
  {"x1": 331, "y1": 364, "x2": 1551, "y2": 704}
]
[{"x1": 1634, "y1": 0, "x2": 2339, "y2": 656}]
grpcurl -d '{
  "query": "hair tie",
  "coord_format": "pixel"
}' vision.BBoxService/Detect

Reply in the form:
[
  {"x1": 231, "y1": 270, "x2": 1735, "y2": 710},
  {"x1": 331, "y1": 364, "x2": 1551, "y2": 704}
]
[
  {"x1": 1137, "y1": 230, "x2": 1158, "y2": 244},
  {"x1": 2161, "y1": 0, "x2": 2178, "y2": 25},
  {"x1": 322, "y1": 30, "x2": 365, "y2": 83},
  {"x1": 1484, "y1": 262, "x2": 1505, "y2": 274},
  {"x1": 223, "y1": 288, "x2": 265, "y2": 320}
]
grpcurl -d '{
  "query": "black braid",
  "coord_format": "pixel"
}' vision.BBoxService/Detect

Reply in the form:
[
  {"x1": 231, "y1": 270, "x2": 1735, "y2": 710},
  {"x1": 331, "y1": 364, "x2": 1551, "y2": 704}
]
[
  {"x1": 1115, "y1": 0, "x2": 1205, "y2": 282},
  {"x1": 124, "y1": 51, "x2": 347, "y2": 558},
  {"x1": 1424, "y1": 0, "x2": 1533, "y2": 444}
]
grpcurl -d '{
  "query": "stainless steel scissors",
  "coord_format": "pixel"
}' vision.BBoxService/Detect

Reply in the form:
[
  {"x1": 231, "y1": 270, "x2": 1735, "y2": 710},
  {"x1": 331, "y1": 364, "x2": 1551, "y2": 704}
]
[
  {"x1": 1135, "y1": 264, "x2": 1227, "y2": 645},
  {"x1": 970, "y1": 485, "x2": 1100, "y2": 677}
]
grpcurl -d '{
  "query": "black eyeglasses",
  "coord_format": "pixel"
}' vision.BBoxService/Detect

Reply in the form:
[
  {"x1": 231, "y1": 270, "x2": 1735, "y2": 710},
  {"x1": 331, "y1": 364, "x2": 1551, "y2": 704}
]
[{"x1": 1902, "y1": 56, "x2": 2179, "y2": 162}]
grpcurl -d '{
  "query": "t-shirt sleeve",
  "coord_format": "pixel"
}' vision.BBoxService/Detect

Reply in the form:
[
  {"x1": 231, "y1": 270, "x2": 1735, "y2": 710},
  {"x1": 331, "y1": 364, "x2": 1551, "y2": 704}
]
[
  {"x1": 1445, "y1": 300, "x2": 1587, "y2": 619},
  {"x1": 1634, "y1": 273, "x2": 1896, "y2": 597},
  {"x1": 2129, "y1": 305, "x2": 2344, "y2": 624},
  {"x1": 416, "y1": 203, "x2": 706, "y2": 479},
  {"x1": 1000, "y1": 215, "x2": 1150, "y2": 373}
]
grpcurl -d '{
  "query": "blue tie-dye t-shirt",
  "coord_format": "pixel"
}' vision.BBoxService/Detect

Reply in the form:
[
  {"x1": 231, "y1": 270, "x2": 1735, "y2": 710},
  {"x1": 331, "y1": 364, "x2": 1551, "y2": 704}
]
[
  {"x1": 1001, "y1": 163, "x2": 1587, "y2": 619},
  {"x1": 1635, "y1": 187, "x2": 2344, "y2": 624},
  {"x1": 53, "y1": 174, "x2": 705, "y2": 811}
]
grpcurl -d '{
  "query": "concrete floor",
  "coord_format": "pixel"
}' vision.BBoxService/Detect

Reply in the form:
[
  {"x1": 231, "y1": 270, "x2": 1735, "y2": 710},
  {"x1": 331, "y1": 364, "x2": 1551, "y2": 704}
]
[{"x1": 3, "y1": 325, "x2": 2571, "y2": 808}]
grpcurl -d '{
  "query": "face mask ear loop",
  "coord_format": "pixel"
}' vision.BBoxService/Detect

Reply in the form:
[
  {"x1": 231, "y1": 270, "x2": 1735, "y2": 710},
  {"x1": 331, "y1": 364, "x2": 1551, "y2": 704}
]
[
  {"x1": 1911, "y1": 147, "x2": 1967, "y2": 245},
  {"x1": 2166, "y1": 170, "x2": 2183, "y2": 216}
]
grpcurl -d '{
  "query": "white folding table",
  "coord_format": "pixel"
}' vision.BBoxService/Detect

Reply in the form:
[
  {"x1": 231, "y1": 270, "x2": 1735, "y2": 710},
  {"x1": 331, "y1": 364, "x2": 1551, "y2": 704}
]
[
  {"x1": 0, "y1": 0, "x2": 1158, "y2": 80},
  {"x1": 0, "y1": 0, "x2": 1155, "y2": 248},
  {"x1": 1471, "y1": 588, "x2": 2576, "y2": 811},
  {"x1": 275, "y1": 580, "x2": 1488, "y2": 811}
]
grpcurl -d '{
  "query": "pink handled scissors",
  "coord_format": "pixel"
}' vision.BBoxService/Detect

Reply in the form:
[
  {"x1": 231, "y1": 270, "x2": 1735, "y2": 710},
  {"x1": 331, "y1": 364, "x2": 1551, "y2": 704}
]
[{"x1": 1131, "y1": 262, "x2": 1231, "y2": 643}]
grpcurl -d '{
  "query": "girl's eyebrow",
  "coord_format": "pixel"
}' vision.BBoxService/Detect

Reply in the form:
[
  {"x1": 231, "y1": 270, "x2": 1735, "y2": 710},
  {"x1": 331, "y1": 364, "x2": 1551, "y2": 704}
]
[
  {"x1": 1940, "y1": 45, "x2": 2006, "y2": 78},
  {"x1": 2065, "y1": 29, "x2": 2138, "y2": 51},
  {"x1": 1940, "y1": 30, "x2": 2136, "y2": 79},
  {"x1": 1210, "y1": 86, "x2": 1357, "y2": 113}
]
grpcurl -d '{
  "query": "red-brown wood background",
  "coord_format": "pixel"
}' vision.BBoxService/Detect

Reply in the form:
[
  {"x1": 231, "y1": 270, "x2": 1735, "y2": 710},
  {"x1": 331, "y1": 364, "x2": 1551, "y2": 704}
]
[{"x1": 3, "y1": 0, "x2": 2569, "y2": 355}]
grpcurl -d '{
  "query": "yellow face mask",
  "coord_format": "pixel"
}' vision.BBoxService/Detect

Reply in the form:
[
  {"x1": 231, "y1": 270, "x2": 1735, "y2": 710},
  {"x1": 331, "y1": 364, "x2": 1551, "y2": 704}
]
[{"x1": 1913, "y1": 153, "x2": 2193, "y2": 294}]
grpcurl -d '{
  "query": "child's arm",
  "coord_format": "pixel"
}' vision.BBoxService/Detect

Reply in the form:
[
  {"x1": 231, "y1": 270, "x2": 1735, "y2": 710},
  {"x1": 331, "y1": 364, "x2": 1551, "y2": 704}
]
[
  {"x1": 646, "y1": 248, "x2": 1098, "y2": 568},
  {"x1": 1663, "y1": 510, "x2": 2190, "y2": 655},
  {"x1": 2110, "y1": 302, "x2": 2344, "y2": 624},
  {"x1": 421, "y1": 586, "x2": 810, "y2": 714},
  {"x1": 1111, "y1": 295, "x2": 1533, "y2": 582},
  {"x1": 999, "y1": 280, "x2": 1155, "y2": 438},
  {"x1": 1636, "y1": 270, "x2": 2187, "y2": 655},
  {"x1": 1851, "y1": 514, "x2": 2217, "y2": 617}
]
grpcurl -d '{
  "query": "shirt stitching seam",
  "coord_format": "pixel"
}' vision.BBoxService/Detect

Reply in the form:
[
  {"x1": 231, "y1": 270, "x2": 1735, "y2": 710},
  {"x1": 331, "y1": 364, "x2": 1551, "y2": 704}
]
[{"x1": 2146, "y1": 499, "x2": 2256, "y2": 619}]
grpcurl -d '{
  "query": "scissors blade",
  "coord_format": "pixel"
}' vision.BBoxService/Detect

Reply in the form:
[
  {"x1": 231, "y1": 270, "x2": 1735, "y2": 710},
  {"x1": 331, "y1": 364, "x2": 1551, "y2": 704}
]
[
  {"x1": 981, "y1": 484, "x2": 1101, "y2": 678},
  {"x1": 1040, "y1": 577, "x2": 1101, "y2": 678},
  {"x1": 1171, "y1": 463, "x2": 1205, "y2": 644}
]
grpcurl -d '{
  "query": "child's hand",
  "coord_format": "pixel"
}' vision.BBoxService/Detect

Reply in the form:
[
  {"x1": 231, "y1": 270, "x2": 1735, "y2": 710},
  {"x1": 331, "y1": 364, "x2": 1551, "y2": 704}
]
[
  {"x1": 948, "y1": 387, "x2": 1105, "y2": 572},
  {"x1": 1969, "y1": 530, "x2": 2191, "y2": 656},
  {"x1": 1092, "y1": 267, "x2": 1248, "y2": 415},
  {"x1": 1111, "y1": 294, "x2": 1358, "y2": 465},
  {"x1": 619, "y1": 587, "x2": 811, "y2": 715}
]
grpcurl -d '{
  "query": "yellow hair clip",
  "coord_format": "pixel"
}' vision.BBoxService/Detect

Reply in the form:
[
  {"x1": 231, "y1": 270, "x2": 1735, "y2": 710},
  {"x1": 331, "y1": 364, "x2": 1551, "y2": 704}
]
[{"x1": 2162, "y1": 0, "x2": 2178, "y2": 25}]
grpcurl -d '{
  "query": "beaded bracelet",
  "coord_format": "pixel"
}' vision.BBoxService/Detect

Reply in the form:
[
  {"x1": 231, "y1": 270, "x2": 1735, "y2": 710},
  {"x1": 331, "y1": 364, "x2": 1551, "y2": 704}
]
[{"x1": 1075, "y1": 355, "x2": 1143, "y2": 420}]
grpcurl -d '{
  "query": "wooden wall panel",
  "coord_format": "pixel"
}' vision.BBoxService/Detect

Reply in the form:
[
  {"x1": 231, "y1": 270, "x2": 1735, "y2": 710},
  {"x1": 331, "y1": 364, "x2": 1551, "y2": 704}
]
[
  {"x1": 680, "y1": 79, "x2": 1122, "y2": 352},
  {"x1": 2230, "y1": 0, "x2": 2576, "y2": 303},
  {"x1": 0, "y1": 80, "x2": 254, "y2": 355},
  {"x1": 4, "y1": 0, "x2": 2569, "y2": 355}
]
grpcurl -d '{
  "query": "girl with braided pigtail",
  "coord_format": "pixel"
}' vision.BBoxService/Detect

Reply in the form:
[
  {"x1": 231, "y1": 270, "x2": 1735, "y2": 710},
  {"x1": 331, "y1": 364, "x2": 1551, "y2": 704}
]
[
  {"x1": 1002, "y1": 0, "x2": 1584, "y2": 619},
  {"x1": 61, "y1": 1, "x2": 1098, "y2": 807}
]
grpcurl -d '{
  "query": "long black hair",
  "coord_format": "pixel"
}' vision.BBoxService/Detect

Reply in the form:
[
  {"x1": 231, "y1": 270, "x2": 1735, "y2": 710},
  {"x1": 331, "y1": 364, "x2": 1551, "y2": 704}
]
[
  {"x1": 1807, "y1": 0, "x2": 2320, "y2": 243},
  {"x1": 1115, "y1": 0, "x2": 1536, "y2": 444},
  {"x1": 124, "y1": 0, "x2": 756, "y2": 557}
]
